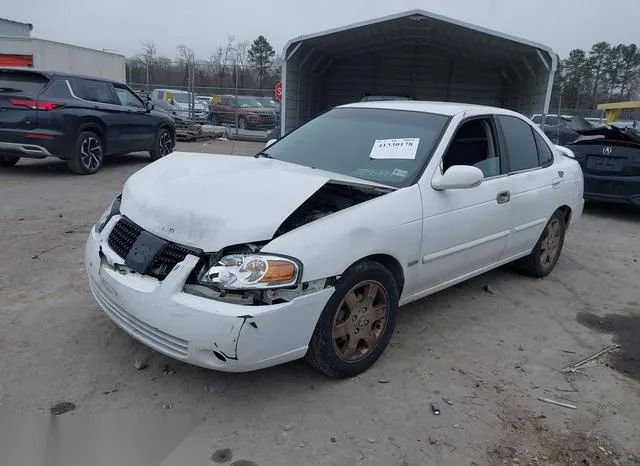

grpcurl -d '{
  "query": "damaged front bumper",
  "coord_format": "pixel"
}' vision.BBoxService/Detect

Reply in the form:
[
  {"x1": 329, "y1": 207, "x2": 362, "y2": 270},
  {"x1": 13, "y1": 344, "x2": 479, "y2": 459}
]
[{"x1": 84, "y1": 221, "x2": 335, "y2": 372}]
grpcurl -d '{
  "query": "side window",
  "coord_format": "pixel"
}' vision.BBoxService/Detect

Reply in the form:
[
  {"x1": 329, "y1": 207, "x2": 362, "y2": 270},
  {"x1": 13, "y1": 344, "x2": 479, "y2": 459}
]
[
  {"x1": 71, "y1": 78, "x2": 117, "y2": 104},
  {"x1": 441, "y1": 117, "x2": 502, "y2": 178},
  {"x1": 156, "y1": 91, "x2": 164, "y2": 100},
  {"x1": 533, "y1": 129, "x2": 554, "y2": 167},
  {"x1": 497, "y1": 115, "x2": 540, "y2": 172},
  {"x1": 113, "y1": 84, "x2": 145, "y2": 108}
]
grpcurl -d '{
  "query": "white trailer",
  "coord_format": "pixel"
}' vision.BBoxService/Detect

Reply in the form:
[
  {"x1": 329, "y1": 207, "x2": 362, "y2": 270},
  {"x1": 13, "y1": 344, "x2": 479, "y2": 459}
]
[
  {"x1": 0, "y1": 37, "x2": 125, "y2": 82},
  {"x1": 281, "y1": 9, "x2": 557, "y2": 135}
]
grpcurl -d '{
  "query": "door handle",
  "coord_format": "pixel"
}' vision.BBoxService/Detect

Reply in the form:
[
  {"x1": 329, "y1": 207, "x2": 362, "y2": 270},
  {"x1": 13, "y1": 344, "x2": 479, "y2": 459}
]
[
  {"x1": 496, "y1": 191, "x2": 510, "y2": 204},
  {"x1": 552, "y1": 178, "x2": 561, "y2": 188}
]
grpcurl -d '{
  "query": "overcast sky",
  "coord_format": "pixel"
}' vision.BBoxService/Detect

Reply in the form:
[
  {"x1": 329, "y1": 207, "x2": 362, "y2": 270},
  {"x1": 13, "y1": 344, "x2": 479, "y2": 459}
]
[{"x1": 4, "y1": 0, "x2": 639, "y2": 59}]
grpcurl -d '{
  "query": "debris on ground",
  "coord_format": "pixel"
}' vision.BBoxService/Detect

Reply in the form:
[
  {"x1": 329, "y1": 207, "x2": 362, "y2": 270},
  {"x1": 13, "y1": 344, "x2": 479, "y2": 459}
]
[
  {"x1": 377, "y1": 378, "x2": 390, "y2": 384},
  {"x1": 162, "y1": 364, "x2": 175, "y2": 375},
  {"x1": 537, "y1": 397, "x2": 577, "y2": 410},
  {"x1": 162, "y1": 401, "x2": 173, "y2": 409},
  {"x1": 367, "y1": 438, "x2": 377, "y2": 444},
  {"x1": 133, "y1": 360, "x2": 148, "y2": 370},
  {"x1": 211, "y1": 448, "x2": 233, "y2": 464},
  {"x1": 431, "y1": 402, "x2": 441, "y2": 415},
  {"x1": 483, "y1": 284, "x2": 495, "y2": 294},
  {"x1": 442, "y1": 395, "x2": 454, "y2": 405},
  {"x1": 518, "y1": 344, "x2": 525, "y2": 351},
  {"x1": 330, "y1": 437, "x2": 337, "y2": 443},
  {"x1": 50, "y1": 401, "x2": 76, "y2": 415},
  {"x1": 560, "y1": 344, "x2": 621, "y2": 373}
]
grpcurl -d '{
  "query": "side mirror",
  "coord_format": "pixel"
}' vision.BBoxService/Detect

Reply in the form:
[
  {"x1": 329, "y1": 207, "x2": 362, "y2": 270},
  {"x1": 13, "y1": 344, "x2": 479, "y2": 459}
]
[
  {"x1": 145, "y1": 101, "x2": 154, "y2": 112},
  {"x1": 432, "y1": 165, "x2": 484, "y2": 191},
  {"x1": 265, "y1": 138, "x2": 277, "y2": 148}
]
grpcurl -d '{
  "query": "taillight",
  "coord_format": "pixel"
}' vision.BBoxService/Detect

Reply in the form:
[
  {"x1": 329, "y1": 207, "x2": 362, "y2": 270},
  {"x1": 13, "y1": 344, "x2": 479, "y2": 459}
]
[{"x1": 9, "y1": 99, "x2": 62, "y2": 111}]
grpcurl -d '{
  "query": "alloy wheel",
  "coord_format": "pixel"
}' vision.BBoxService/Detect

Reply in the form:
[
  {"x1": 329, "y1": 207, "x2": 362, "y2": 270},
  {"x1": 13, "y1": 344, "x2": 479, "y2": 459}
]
[
  {"x1": 540, "y1": 218, "x2": 562, "y2": 267},
  {"x1": 159, "y1": 130, "x2": 173, "y2": 157},
  {"x1": 80, "y1": 137, "x2": 103, "y2": 171},
  {"x1": 332, "y1": 281, "x2": 389, "y2": 362}
]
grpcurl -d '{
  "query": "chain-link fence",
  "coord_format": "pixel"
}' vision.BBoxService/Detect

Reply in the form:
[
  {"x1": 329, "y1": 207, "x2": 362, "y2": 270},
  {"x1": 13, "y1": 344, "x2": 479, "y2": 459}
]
[{"x1": 126, "y1": 60, "x2": 281, "y2": 141}]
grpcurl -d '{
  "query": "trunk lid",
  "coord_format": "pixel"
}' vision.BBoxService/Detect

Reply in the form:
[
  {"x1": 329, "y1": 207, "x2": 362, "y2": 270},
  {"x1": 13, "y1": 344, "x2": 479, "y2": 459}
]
[{"x1": 567, "y1": 126, "x2": 640, "y2": 177}]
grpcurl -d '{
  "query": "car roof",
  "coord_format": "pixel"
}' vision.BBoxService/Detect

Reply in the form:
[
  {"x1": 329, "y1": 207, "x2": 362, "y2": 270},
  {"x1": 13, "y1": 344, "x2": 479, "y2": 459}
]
[
  {"x1": 0, "y1": 67, "x2": 126, "y2": 84},
  {"x1": 339, "y1": 100, "x2": 519, "y2": 117}
]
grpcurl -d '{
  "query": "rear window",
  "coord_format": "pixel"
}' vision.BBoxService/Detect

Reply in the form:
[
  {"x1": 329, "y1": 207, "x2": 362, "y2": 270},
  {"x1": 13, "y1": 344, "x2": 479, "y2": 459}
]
[{"x1": 0, "y1": 70, "x2": 49, "y2": 94}]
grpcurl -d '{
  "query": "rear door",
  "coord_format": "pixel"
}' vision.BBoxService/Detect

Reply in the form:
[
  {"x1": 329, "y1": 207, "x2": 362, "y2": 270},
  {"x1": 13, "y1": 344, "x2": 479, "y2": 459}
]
[
  {"x1": 111, "y1": 83, "x2": 156, "y2": 151},
  {"x1": 68, "y1": 78, "x2": 123, "y2": 154},
  {"x1": 496, "y1": 115, "x2": 566, "y2": 258},
  {"x1": 0, "y1": 69, "x2": 50, "y2": 141}
]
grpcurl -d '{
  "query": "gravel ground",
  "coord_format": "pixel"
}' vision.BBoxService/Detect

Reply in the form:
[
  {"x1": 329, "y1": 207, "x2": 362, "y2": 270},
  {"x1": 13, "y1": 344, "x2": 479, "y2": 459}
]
[{"x1": 1, "y1": 141, "x2": 639, "y2": 466}]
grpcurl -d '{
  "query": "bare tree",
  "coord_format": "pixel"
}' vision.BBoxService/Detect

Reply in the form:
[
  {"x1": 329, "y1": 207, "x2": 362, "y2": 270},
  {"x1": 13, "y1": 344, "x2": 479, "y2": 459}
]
[
  {"x1": 233, "y1": 40, "x2": 250, "y2": 87},
  {"x1": 139, "y1": 41, "x2": 157, "y2": 90},
  {"x1": 176, "y1": 45, "x2": 196, "y2": 88}
]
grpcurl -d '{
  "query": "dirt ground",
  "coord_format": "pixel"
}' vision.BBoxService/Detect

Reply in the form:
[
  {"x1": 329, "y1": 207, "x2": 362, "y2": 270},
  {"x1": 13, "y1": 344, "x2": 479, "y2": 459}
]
[{"x1": 1, "y1": 140, "x2": 639, "y2": 466}]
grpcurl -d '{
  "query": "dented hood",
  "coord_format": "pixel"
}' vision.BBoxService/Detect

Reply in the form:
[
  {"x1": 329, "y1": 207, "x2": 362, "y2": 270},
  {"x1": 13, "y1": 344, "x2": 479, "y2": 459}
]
[{"x1": 120, "y1": 152, "x2": 385, "y2": 251}]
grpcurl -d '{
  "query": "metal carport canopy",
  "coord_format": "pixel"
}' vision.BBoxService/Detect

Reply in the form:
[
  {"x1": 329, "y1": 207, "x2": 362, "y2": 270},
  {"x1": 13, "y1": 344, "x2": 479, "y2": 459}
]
[{"x1": 281, "y1": 9, "x2": 557, "y2": 134}]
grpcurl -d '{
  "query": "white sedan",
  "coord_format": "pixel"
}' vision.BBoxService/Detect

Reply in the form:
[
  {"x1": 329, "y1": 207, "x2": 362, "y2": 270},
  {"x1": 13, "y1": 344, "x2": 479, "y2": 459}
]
[{"x1": 85, "y1": 101, "x2": 584, "y2": 377}]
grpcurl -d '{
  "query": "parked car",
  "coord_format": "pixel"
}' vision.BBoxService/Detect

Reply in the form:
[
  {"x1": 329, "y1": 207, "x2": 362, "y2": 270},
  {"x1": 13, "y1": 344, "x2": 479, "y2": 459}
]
[
  {"x1": 0, "y1": 67, "x2": 175, "y2": 174},
  {"x1": 196, "y1": 95, "x2": 212, "y2": 113},
  {"x1": 150, "y1": 88, "x2": 207, "y2": 122},
  {"x1": 210, "y1": 95, "x2": 278, "y2": 129},
  {"x1": 530, "y1": 114, "x2": 583, "y2": 145},
  {"x1": 85, "y1": 101, "x2": 584, "y2": 377},
  {"x1": 565, "y1": 123, "x2": 640, "y2": 205}
]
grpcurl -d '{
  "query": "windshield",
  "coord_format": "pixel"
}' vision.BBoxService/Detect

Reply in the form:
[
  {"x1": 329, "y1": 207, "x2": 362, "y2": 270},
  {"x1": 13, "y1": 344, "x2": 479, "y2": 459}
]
[
  {"x1": 259, "y1": 98, "x2": 277, "y2": 107},
  {"x1": 170, "y1": 93, "x2": 191, "y2": 104},
  {"x1": 261, "y1": 107, "x2": 449, "y2": 188},
  {"x1": 237, "y1": 97, "x2": 262, "y2": 108}
]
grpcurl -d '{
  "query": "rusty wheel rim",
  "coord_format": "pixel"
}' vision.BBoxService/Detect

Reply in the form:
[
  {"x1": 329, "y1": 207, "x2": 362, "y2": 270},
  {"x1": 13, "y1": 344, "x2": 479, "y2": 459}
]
[
  {"x1": 540, "y1": 218, "x2": 562, "y2": 268},
  {"x1": 332, "y1": 280, "x2": 389, "y2": 363}
]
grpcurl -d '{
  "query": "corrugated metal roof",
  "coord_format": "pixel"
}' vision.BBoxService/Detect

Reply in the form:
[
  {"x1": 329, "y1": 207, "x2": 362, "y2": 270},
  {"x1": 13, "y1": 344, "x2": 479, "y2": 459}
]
[{"x1": 284, "y1": 9, "x2": 555, "y2": 69}]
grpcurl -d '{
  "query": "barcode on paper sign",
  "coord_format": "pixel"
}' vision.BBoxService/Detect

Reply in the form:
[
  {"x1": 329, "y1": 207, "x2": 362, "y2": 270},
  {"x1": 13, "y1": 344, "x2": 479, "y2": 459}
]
[{"x1": 369, "y1": 138, "x2": 420, "y2": 160}]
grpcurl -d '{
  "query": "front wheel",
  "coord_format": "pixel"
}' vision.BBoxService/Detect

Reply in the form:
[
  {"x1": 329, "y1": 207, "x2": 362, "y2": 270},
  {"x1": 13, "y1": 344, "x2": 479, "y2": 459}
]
[
  {"x1": 306, "y1": 261, "x2": 398, "y2": 377},
  {"x1": 150, "y1": 127, "x2": 174, "y2": 161},
  {"x1": 0, "y1": 155, "x2": 20, "y2": 167},
  {"x1": 237, "y1": 116, "x2": 248, "y2": 130},
  {"x1": 517, "y1": 210, "x2": 567, "y2": 278},
  {"x1": 67, "y1": 131, "x2": 103, "y2": 175}
]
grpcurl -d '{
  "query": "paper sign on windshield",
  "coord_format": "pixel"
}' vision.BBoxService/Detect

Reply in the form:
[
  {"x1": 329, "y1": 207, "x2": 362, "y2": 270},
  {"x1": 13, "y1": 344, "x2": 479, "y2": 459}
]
[{"x1": 369, "y1": 138, "x2": 420, "y2": 160}]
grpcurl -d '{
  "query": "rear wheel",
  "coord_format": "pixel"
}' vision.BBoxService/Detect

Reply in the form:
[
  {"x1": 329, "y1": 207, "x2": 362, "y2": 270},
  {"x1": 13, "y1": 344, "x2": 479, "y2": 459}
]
[
  {"x1": 306, "y1": 261, "x2": 398, "y2": 377},
  {"x1": 0, "y1": 155, "x2": 20, "y2": 167},
  {"x1": 68, "y1": 131, "x2": 103, "y2": 175},
  {"x1": 517, "y1": 210, "x2": 566, "y2": 277},
  {"x1": 150, "y1": 127, "x2": 174, "y2": 161}
]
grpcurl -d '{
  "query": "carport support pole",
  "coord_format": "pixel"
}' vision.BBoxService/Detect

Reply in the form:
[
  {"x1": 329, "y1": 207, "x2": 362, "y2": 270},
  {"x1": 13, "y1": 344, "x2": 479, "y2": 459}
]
[{"x1": 235, "y1": 68, "x2": 239, "y2": 137}]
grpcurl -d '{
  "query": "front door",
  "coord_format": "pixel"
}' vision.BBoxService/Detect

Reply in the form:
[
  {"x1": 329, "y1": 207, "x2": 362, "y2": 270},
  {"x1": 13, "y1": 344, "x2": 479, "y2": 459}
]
[
  {"x1": 111, "y1": 83, "x2": 156, "y2": 152},
  {"x1": 417, "y1": 116, "x2": 512, "y2": 290}
]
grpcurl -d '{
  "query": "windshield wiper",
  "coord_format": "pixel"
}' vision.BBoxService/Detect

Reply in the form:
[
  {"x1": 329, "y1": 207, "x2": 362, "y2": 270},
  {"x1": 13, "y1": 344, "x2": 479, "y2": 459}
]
[{"x1": 254, "y1": 151, "x2": 273, "y2": 159}]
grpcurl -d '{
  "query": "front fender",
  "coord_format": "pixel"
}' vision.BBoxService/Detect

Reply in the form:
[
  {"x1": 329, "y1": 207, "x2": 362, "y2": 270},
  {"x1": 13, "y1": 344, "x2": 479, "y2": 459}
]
[{"x1": 261, "y1": 184, "x2": 424, "y2": 300}]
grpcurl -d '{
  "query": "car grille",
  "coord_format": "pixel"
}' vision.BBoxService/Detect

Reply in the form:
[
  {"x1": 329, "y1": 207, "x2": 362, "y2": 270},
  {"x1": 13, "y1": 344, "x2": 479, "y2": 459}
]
[{"x1": 108, "y1": 217, "x2": 200, "y2": 279}]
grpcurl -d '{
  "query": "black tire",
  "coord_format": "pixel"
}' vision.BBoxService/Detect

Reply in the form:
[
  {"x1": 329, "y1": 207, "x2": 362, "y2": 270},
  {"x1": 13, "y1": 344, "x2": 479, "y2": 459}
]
[
  {"x1": 150, "y1": 127, "x2": 174, "y2": 161},
  {"x1": 306, "y1": 260, "x2": 398, "y2": 378},
  {"x1": 237, "y1": 116, "x2": 248, "y2": 130},
  {"x1": 517, "y1": 210, "x2": 567, "y2": 278},
  {"x1": 0, "y1": 155, "x2": 20, "y2": 167},
  {"x1": 67, "y1": 131, "x2": 104, "y2": 175}
]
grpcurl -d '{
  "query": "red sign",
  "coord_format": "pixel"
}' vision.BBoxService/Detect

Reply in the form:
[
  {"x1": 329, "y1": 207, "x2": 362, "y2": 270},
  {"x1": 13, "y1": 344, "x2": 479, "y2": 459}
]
[{"x1": 275, "y1": 81, "x2": 282, "y2": 102}]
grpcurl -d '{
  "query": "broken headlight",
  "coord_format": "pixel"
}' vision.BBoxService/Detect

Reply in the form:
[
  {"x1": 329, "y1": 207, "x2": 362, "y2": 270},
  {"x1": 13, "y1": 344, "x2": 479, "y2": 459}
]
[
  {"x1": 95, "y1": 194, "x2": 122, "y2": 233},
  {"x1": 201, "y1": 254, "x2": 301, "y2": 290}
]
